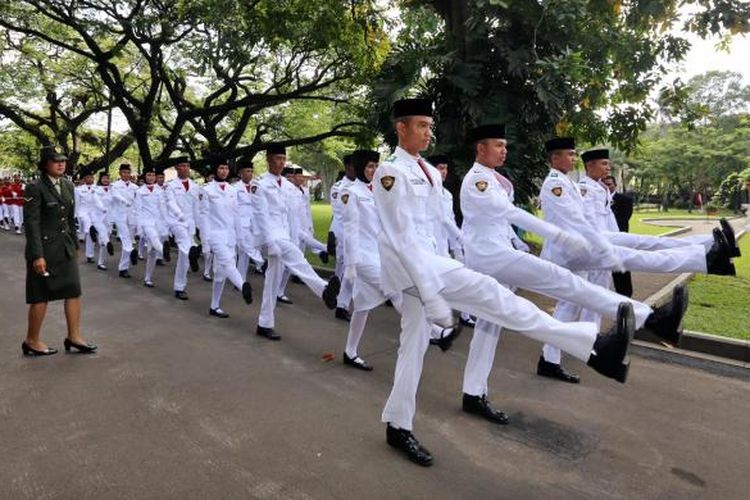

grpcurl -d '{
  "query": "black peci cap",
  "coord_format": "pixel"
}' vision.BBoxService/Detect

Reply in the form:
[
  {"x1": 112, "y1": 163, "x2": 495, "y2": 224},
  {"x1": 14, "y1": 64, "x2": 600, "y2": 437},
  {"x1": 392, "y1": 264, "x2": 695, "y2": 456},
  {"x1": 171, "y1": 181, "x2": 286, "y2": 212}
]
[
  {"x1": 392, "y1": 98, "x2": 433, "y2": 119},
  {"x1": 545, "y1": 137, "x2": 576, "y2": 152},
  {"x1": 581, "y1": 148, "x2": 609, "y2": 162},
  {"x1": 467, "y1": 124, "x2": 506, "y2": 143}
]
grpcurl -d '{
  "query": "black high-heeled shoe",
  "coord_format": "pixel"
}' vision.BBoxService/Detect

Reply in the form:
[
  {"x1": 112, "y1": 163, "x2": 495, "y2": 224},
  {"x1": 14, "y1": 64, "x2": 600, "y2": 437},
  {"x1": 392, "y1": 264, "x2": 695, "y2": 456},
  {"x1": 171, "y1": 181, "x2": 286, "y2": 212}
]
[
  {"x1": 21, "y1": 342, "x2": 58, "y2": 356},
  {"x1": 63, "y1": 338, "x2": 98, "y2": 354}
]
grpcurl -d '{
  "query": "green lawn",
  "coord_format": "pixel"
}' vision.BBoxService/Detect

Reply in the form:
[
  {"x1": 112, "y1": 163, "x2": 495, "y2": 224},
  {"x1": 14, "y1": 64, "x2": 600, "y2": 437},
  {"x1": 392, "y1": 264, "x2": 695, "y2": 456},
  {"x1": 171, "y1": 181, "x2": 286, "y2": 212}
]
[
  {"x1": 683, "y1": 234, "x2": 750, "y2": 340},
  {"x1": 307, "y1": 202, "x2": 334, "y2": 268}
]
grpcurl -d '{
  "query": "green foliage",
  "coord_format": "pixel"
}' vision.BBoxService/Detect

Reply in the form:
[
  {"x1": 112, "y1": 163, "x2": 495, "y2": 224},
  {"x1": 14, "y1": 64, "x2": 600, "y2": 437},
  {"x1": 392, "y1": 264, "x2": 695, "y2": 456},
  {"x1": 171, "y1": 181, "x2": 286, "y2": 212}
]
[{"x1": 370, "y1": 0, "x2": 750, "y2": 202}]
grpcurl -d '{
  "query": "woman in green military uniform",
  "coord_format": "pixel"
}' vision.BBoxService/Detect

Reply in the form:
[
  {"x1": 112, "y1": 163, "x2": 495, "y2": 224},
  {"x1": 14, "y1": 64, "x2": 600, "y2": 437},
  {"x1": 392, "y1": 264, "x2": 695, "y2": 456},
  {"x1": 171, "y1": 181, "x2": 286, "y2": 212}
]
[{"x1": 22, "y1": 148, "x2": 97, "y2": 356}]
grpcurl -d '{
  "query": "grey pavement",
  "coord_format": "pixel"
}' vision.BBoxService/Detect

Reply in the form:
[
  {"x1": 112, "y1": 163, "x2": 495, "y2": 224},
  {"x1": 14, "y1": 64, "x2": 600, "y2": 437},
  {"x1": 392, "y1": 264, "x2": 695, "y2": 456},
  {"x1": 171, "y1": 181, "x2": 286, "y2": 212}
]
[{"x1": 0, "y1": 225, "x2": 748, "y2": 500}]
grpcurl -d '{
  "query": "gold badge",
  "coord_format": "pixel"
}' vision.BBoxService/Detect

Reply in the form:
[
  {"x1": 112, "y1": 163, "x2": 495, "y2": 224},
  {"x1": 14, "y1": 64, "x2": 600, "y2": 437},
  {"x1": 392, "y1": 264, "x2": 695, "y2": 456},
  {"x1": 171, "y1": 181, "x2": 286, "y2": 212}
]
[
  {"x1": 475, "y1": 180, "x2": 488, "y2": 192},
  {"x1": 341, "y1": 194, "x2": 349, "y2": 204},
  {"x1": 381, "y1": 176, "x2": 395, "y2": 191},
  {"x1": 551, "y1": 187, "x2": 563, "y2": 197}
]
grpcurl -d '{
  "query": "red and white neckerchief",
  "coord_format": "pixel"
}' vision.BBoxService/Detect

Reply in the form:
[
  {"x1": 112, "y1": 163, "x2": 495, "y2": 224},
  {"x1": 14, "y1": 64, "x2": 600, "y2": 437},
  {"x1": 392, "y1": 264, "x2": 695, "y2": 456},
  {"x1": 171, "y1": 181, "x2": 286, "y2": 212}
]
[{"x1": 416, "y1": 158, "x2": 434, "y2": 186}]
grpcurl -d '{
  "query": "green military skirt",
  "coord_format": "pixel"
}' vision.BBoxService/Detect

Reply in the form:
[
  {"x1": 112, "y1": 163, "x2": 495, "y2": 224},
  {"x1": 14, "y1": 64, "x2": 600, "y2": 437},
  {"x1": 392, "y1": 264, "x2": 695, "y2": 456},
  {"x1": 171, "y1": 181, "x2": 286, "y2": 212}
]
[{"x1": 25, "y1": 256, "x2": 81, "y2": 304}]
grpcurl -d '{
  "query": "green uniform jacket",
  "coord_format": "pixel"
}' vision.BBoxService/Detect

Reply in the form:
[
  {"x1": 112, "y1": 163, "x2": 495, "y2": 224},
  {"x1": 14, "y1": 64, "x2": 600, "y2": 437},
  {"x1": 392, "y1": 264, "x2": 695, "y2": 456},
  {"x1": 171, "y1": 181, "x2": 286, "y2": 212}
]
[{"x1": 23, "y1": 175, "x2": 81, "y2": 304}]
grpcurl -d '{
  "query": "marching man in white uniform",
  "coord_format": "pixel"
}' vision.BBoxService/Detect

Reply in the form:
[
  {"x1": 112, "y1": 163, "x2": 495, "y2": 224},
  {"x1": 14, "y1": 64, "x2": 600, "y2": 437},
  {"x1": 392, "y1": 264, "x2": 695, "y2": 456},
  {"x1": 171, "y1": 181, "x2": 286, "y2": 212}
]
[
  {"x1": 254, "y1": 144, "x2": 340, "y2": 341},
  {"x1": 110, "y1": 163, "x2": 140, "y2": 278},
  {"x1": 163, "y1": 156, "x2": 203, "y2": 300},
  {"x1": 91, "y1": 172, "x2": 115, "y2": 271},
  {"x1": 538, "y1": 138, "x2": 737, "y2": 379},
  {"x1": 74, "y1": 171, "x2": 106, "y2": 265},
  {"x1": 134, "y1": 166, "x2": 168, "y2": 288},
  {"x1": 375, "y1": 99, "x2": 635, "y2": 467},
  {"x1": 459, "y1": 125, "x2": 689, "y2": 409},
  {"x1": 234, "y1": 155, "x2": 265, "y2": 281},
  {"x1": 199, "y1": 158, "x2": 253, "y2": 318},
  {"x1": 276, "y1": 166, "x2": 329, "y2": 303}
]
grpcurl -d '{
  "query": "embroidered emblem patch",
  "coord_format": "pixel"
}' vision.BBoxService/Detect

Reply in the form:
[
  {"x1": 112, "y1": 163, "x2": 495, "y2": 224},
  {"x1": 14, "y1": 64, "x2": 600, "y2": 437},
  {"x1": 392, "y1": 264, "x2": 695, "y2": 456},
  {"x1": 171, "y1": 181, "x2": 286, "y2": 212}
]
[
  {"x1": 475, "y1": 180, "x2": 488, "y2": 192},
  {"x1": 580, "y1": 188, "x2": 587, "y2": 196},
  {"x1": 251, "y1": 185, "x2": 257, "y2": 194},
  {"x1": 381, "y1": 176, "x2": 395, "y2": 191},
  {"x1": 551, "y1": 187, "x2": 563, "y2": 197},
  {"x1": 332, "y1": 192, "x2": 338, "y2": 199},
  {"x1": 341, "y1": 194, "x2": 349, "y2": 204}
]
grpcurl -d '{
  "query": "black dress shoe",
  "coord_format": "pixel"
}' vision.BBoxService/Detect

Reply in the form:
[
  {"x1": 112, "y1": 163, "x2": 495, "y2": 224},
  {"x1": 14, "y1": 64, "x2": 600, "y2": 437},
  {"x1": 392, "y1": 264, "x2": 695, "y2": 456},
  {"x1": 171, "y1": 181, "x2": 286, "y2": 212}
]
[
  {"x1": 188, "y1": 246, "x2": 201, "y2": 272},
  {"x1": 21, "y1": 342, "x2": 58, "y2": 356},
  {"x1": 89, "y1": 225, "x2": 98, "y2": 241},
  {"x1": 707, "y1": 228, "x2": 736, "y2": 276},
  {"x1": 536, "y1": 357, "x2": 581, "y2": 383},
  {"x1": 641, "y1": 284, "x2": 688, "y2": 347},
  {"x1": 174, "y1": 290, "x2": 189, "y2": 301},
  {"x1": 335, "y1": 307, "x2": 350, "y2": 322},
  {"x1": 97, "y1": 264, "x2": 107, "y2": 271},
  {"x1": 203, "y1": 274, "x2": 213, "y2": 282},
  {"x1": 459, "y1": 315, "x2": 476, "y2": 328},
  {"x1": 429, "y1": 322, "x2": 463, "y2": 352},
  {"x1": 277, "y1": 295, "x2": 293, "y2": 304},
  {"x1": 242, "y1": 282, "x2": 253, "y2": 304},
  {"x1": 462, "y1": 393, "x2": 509, "y2": 424},
  {"x1": 156, "y1": 259, "x2": 165, "y2": 266},
  {"x1": 144, "y1": 281, "x2": 155, "y2": 288},
  {"x1": 256, "y1": 326, "x2": 281, "y2": 341},
  {"x1": 318, "y1": 250, "x2": 329, "y2": 264},
  {"x1": 129, "y1": 249, "x2": 139, "y2": 266},
  {"x1": 343, "y1": 353, "x2": 373, "y2": 371},
  {"x1": 322, "y1": 276, "x2": 341, "y2": 310},
  {"x1": 386, "y1": 424, "x2": 433, "y2": 467},
  {"x1": 106, "y1": 241, "x2": 115, "y2": 256},
  {"x1": 720, "y1": 218, "x2": 741, "y2": 257},
  {"x1": 162, "y1": 241, "x2": 171, "y2": 262},
  {"x1": 86, "y1": 257, "x2": 94, "y2": 264},
  {"x1": 587, "y1": 302, "x2": 634, "y2": 383},
  {"x1": 209, "y1": 308, "x2": 230, "y2": 318},
  {"x1": 119, "y1": 270, "x2": 131, "y2": 279},
  {"x1": 64, "y1": 338, "x2": 98, "y2": 354}
]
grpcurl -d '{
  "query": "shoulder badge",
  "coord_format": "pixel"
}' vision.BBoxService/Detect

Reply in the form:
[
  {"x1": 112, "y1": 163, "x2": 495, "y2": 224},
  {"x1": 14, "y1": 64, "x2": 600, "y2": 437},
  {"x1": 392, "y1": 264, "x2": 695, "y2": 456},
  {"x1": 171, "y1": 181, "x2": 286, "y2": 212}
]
[
  {"x1": 341, "y1": 194, "x2": 349, "y2": 204},
  {"x1": 580, "y1": 188, "x2": 587, "y2": 196},
  {"x1": 551, "y1": 187, "x2": 563, "y2": 197},
  {"x1": 475, "y1": 180, "x2": 488, "y2": 192},
  {"x1": 251, "y1": 185, "x2": 257, "y2": 194},
  {"x1": 380, "y1": 175, "x2": 395, "y2": 191},
  {"x1": 332, "y1": 192, "x2": 338, "y2": 199},
  {"x1": 198, "y1": 193, "x2": 204, "y2": 201}
]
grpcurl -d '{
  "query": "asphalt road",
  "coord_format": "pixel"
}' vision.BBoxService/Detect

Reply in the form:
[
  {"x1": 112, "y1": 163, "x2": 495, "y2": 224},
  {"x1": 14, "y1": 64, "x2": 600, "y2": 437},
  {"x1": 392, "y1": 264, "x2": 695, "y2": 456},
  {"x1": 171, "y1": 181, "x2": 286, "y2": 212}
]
[{"x1": 0, "y1": 228, "x2": 748, "y2": 500}]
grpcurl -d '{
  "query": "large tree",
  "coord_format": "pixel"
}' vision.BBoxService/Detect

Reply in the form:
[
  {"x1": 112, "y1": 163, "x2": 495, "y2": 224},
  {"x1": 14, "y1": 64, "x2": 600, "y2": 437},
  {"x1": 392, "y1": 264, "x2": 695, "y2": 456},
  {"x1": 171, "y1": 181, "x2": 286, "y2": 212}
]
[
  {"x1": 370, "y1": 0, "x2": 750, "y2": 202},
  {"x1": 0, "y1": 0, "x2": 387, "y2": 174}
]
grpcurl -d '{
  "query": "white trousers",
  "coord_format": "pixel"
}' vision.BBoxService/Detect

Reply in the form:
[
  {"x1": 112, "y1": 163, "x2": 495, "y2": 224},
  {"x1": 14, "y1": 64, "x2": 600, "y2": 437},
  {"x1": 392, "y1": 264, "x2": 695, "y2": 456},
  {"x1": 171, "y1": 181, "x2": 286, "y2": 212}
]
[
  {"x1": 142, "y1": 225, "x2": 164, "y2": 282},
  {"x1": 78, "y1": 213, "x2": 95, "y2": 258},
  {"x1": 381, "y1": 267, "x2": 598, "y2": 431},
  {"x1": 209, "y1": 242, "x2": 245, "y2": 310},
  {"x1": 463, "y1": 318, "x2": 503, "y2": 397},
  {"x1": 169, "y1": 222, "x2": 194, "y2": 292},
  {"x1": 606, "y1": 231, "x2": 714, "y2": 252},
  {"x1": 112, "y1": 218, "x2": 133, "y2": 271},
  {"x1": 258, "y1": 239, "x2": 327, "y2": 328},
  {"x1": 11, "y1": 205, "x2": 23, "y2": 228}
]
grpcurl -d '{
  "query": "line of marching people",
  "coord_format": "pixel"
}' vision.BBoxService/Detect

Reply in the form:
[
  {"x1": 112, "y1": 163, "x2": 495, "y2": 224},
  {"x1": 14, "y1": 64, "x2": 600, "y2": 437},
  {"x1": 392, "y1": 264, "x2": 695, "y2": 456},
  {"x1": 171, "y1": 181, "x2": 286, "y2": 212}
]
[{"x1": 13, "y1": 99, "x2": 742, "y2": 469}]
